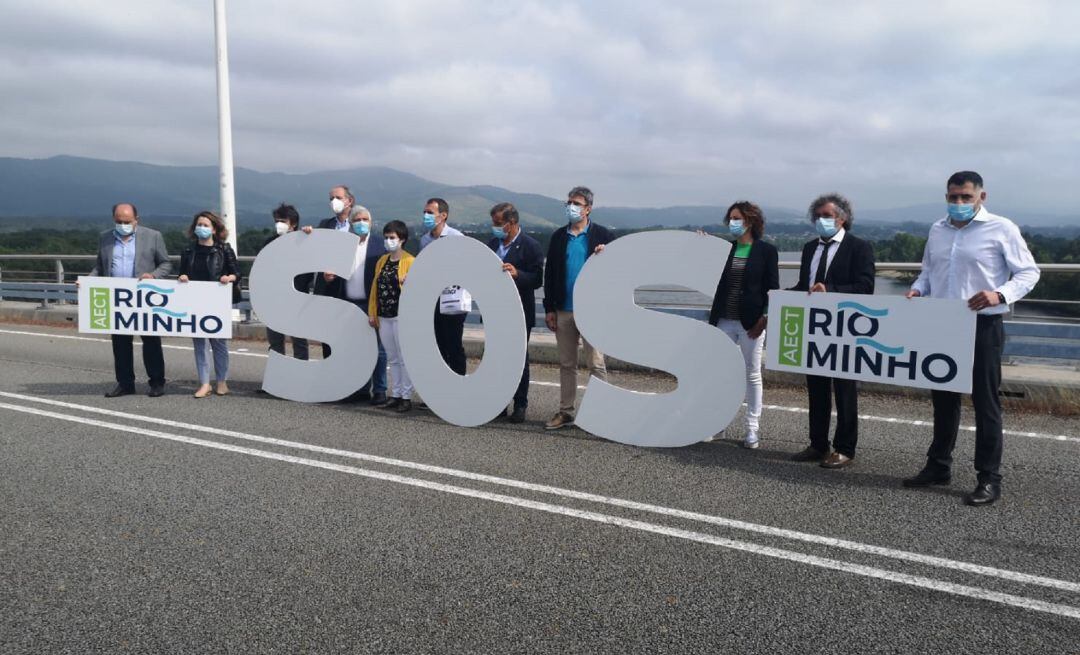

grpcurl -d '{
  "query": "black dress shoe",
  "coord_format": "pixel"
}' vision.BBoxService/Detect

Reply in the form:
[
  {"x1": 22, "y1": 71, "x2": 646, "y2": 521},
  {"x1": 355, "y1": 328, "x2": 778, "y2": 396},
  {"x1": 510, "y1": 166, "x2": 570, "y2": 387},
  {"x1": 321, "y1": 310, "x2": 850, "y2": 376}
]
[
  {"x1": 790, "y1": 446, "x2": 828, "y2": 462},
  {"x1": 105, "y1": 385, "x2": 135, "y2": 398},
  {"x1": 379, "y1": 397, "x2": 401, "y2": 410},
  {"x1": 902, "y1": 468, "x2": 952, "y2": 488},
  {"x1": 965, "y1": 482, "x2": 1001, "y2": 506},
  {"x1": 370, "y1": 392, "x2": 387, "y2": 406},
  {"x1": 148, "y1": 385, "x2": 165, "y2": 398},
  {"x1": 395, "y1": 399, "x2": 412, "y2": 413},
  {"x1": 508, "y1": 406, "x2": 526, "y2": 424}
]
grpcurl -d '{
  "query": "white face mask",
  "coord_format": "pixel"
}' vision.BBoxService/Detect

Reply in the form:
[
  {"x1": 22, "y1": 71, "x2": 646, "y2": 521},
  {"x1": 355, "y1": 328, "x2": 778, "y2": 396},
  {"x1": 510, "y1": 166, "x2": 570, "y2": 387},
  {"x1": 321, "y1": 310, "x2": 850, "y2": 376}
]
[
  {"x1": 274, "y1": 221, "x2": 290, "y2": 236},
  {"x1": 330, "y1": 198, "x2": 347, "y2": 215},
  {"x1": 384, "y1": 237, "x2": 400, "y2": 252}
]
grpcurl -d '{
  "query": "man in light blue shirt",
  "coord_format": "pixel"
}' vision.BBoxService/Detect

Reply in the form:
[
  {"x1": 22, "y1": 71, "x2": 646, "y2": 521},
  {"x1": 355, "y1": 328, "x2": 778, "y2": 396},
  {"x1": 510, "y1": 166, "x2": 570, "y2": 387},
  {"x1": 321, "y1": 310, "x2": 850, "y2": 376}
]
[
  {"x1": 903, "y1": 171, "x2": 1041, "y2": 506},
  {"x1": 541, "y1": 186, "x2": 615, "y2": 430},
  {"x1": 562, "y1": 222, "x2": 589, "y2": 312},
  {"x1": 87, "y1": 202, "x2": 172, "y2": 398},
  {"x1": 111, "y1": 228, "x2": 137, "y2": 278}
]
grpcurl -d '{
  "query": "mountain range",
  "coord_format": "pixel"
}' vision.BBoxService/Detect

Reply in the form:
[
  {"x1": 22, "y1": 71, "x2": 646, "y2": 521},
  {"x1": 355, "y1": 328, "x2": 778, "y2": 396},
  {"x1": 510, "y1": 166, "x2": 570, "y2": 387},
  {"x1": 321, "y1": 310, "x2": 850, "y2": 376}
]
[{"x1": 0, "y1": 155, "x2": 1071, "y2": 229}]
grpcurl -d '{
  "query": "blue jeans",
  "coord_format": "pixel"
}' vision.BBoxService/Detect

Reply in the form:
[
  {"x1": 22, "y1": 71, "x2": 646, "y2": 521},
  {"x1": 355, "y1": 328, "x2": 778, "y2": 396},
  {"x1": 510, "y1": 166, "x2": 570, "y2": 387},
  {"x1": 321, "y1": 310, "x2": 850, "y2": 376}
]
[
  {"x1": 353, "y1": 300, "x2": 387, "y2": 395},
  {"x1": 193, "y1": 338, "x2": 229, "y2": 385}
]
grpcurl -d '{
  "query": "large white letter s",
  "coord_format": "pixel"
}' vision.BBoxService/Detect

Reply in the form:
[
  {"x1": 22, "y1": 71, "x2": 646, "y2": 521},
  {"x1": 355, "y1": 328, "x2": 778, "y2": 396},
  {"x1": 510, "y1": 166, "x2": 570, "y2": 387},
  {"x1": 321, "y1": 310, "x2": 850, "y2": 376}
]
[
  {"x1": 571, "y1": 231, "x2": 746, "y2": 447},
  {"x1": 249, "y1": 230, "x2": 377, "y2": 402}
]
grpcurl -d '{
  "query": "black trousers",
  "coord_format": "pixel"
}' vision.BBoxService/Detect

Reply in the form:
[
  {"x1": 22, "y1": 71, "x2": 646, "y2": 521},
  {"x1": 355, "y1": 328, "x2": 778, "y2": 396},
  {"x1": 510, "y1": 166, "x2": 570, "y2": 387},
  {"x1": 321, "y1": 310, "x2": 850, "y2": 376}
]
[
  {"x1": 266, "y1": 328, "x2": 309, "y2": 360},
  {"x1": 111, "y1": 334, "x2": 165, "y2": 389},
  {"x1": 806, "y1": 375, "x2": 859, "y2": 457},
  {"x1": 926, "y1": 315, "x2": 1005, "y2": 484},
  {"x1": 513, "y1": 327, "x2": 532, "y2": 409},
  {"x1": 434, "y1": 309, "x2": 467, "y2": 376}
]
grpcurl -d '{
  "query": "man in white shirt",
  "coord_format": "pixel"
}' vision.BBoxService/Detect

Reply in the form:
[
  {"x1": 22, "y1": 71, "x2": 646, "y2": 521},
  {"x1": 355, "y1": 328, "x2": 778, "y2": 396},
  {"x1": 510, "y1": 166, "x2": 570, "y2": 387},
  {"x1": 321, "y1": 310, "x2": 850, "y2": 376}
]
[
  {"x1": 419, "y1": 197, "x2": 468, "y2": 375},
  {"x1": 903, "y1": 171, "x2": 1041, "y2": 506},
  {"x1": 321, "y1": 205, "x2": 388, "y2": 404}
]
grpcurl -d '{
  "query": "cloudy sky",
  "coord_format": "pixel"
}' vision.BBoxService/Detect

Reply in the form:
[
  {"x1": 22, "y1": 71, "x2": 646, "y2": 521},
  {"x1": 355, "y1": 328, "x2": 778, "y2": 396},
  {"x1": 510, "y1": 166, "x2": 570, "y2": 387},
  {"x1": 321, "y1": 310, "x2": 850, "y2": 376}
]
[{"x1": 2, "y1": 0, "x2": 1078, "y2": 212}]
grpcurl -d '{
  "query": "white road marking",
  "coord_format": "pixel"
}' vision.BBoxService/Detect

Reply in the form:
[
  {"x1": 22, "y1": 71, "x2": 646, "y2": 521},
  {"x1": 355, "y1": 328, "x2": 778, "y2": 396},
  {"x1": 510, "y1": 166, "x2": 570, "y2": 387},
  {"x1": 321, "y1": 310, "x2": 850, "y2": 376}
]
[
  {"x1": 1, "y1": 399, "x2": 1078, "y2": 621},
  {"x1": 759, "y1": 402, "x2": 1080, "y2": 444},
  {"x1": 3, "y1": 389, "x2": 1078, "y2": 595},
  {"x1": 0, "y1": 328, "x2": 268, "y2": 357},
  {"x1": 1, "y1": 326, "x2": 1076, "y2": 443}
]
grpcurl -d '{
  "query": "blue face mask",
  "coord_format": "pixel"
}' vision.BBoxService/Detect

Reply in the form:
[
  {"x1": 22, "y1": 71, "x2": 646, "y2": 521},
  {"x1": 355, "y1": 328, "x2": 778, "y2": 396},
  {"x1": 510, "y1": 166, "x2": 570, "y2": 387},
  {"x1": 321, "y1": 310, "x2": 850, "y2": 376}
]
[
  {"x1": 947, "y1": 203, "x2": 976, "y2": 223},
  {"x1": 423, "y1": 212, "x2": 437, "y2": 230},
  {"x1": 728, "y1": 219, "x2": 745, "y2": 238},
  {"x1": 491, "y1": 225, "x2": 507, "y2": 240},
  {"x1": 815, "y1": 217, "x2": 838, "y2": 239},
  {"x1": 352, "y1": 221, "x2": 370, "y2": 236},
  {"x1": 194, "y1": 226, "x2": 214, "y2": 240},
  {"x1": 114, "y1": 222, "x2": 134, "y2": 237},
  {"x1": 566, "y1": 204, "x2": 583, "y2": 224}
]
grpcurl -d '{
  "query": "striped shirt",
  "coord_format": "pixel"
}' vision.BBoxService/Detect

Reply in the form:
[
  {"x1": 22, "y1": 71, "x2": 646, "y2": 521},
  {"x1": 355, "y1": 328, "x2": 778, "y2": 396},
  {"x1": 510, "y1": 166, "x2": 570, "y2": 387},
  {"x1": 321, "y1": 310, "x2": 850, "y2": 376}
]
[{"x1": 722, "y1": 257, "x2": 747, "y2": 320}]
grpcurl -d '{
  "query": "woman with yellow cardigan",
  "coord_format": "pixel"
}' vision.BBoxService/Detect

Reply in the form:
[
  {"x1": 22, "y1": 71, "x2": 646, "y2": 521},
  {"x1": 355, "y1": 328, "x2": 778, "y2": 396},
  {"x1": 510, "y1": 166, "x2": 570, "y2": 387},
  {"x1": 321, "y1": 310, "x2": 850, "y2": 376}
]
[{"x1": 368, "y1": 220, "x2": 416, "y2": 412}]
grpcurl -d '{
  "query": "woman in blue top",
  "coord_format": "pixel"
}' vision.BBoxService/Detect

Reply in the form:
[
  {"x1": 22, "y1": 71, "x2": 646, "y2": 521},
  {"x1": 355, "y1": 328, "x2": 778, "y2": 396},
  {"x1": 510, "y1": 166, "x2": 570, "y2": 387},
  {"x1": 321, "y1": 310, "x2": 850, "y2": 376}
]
[{"x1": 708, "y1": 201, "x2": 780, "y2": 448}]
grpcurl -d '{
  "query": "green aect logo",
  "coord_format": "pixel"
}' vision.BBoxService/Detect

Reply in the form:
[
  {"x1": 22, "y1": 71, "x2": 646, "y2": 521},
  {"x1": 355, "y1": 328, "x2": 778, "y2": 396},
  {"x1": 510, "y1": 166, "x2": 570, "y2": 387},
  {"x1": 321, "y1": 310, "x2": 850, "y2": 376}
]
[
  {"x1": 779, "y1": 305, "x2": 804, "y2": 367},
  {"x1": 89, "y1": 287, "x2": 110, "y2": 330}
]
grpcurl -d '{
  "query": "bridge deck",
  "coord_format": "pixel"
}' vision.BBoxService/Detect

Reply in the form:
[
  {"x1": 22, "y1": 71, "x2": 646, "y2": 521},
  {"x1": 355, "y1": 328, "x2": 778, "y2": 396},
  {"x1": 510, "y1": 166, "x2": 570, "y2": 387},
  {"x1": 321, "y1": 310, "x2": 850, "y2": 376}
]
[{"x1": 0, "y1": 322, "x2": 1077, "y2": 652}]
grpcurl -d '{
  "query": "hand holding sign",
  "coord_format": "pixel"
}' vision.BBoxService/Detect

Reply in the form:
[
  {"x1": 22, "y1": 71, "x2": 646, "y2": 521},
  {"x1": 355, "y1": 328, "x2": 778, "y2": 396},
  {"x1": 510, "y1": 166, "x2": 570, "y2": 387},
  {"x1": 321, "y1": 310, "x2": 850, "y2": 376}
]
[{"x1": 967, "y1": 290, "x2": 1001, "y2": 311}]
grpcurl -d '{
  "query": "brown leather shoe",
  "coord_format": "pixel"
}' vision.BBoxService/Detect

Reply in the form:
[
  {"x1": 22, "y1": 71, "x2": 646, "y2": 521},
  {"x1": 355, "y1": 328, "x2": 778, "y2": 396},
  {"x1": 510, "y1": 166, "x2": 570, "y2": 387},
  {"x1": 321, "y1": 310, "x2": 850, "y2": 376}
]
[
  {"x1": 821, "y1": 452, "x2": 854, "y2": 469},
  {"x1": 545, "y1": 412, "x2": 574, "y2": 430},
  {"x1": 790, "y1": 446, "x2": 829, "y2": 462}
]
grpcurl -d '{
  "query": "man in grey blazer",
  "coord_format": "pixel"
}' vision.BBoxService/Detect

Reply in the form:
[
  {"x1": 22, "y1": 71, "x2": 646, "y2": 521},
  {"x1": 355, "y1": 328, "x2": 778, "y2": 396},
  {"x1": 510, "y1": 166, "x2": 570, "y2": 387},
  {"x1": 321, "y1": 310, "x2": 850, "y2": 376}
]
[{"x1": 87, "y1": 202, "x2": 173, "y2": 397}]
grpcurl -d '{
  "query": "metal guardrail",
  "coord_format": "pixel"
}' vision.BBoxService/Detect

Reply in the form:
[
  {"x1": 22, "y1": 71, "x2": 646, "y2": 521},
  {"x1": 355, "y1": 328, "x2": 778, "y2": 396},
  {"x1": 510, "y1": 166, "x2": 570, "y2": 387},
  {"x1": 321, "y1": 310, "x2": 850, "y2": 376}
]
[
  {"x1": 3, "y1": 286, "x2": 1078, "y2": 364},
  {"x1": 3, "y1": 254, "x2": 1079, "y2": 270},
  {"x1": 3, "y1": 255, "x2": 1079, "y2": 362}
]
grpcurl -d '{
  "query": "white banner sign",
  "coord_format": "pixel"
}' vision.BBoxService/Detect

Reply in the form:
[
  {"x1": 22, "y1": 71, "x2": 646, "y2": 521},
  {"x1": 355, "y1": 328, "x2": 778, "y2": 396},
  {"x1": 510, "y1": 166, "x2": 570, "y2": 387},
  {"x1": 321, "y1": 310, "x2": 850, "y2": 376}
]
[
  {"x1": 78, "y1": 277, "x2": 233, "y2": 339},
  {"x1": 765, "y1": 291, "x2": 975, "y2": 393}
]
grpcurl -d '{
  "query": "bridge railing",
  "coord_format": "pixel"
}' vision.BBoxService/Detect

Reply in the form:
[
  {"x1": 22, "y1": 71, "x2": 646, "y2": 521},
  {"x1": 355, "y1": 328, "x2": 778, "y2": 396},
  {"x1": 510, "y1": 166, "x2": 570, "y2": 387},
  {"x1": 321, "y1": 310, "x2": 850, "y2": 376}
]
[{"x1": 2, "y1": 254, "x2": 1079, "y2": 363}]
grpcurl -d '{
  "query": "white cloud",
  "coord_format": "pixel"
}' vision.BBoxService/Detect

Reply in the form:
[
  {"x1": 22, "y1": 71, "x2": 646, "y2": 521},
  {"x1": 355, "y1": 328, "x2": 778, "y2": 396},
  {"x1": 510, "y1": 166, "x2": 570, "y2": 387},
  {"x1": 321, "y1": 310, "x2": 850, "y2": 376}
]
[{"x1": 0, "y1": 0, "x2": 1078, "y2": 213}]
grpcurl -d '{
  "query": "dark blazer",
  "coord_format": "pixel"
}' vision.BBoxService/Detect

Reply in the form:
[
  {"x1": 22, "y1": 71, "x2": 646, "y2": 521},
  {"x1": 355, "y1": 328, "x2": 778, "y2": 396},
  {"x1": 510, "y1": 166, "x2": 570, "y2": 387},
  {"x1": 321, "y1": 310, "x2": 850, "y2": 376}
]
[
  {"x1": 789, "y1": 232, "x2": 875, "y2": 295},
  {"x1": 317, "y1": 216, "x2": 350, "y2": 231},
  {"x1": 542, "y1": 221, "x2": 615, "y2": 313},
  {"x1": 320, "y1": 236, "x2": 387, "y2": 302},
  {"x1": 262, "y1": 233, "x2": 314, "y2": 293},
  {"x1": 89, "y1": 226, "x2": 171, "y2": 279},
  {"x1": 488, "y1": 231, "x2": 544, "y2": 329},
  {"x1": 708, "y1": 238, "x2": 780, "y2": 330},
  {"x1": 179, "y1": 241, "x2": 241, "y2": 303}
]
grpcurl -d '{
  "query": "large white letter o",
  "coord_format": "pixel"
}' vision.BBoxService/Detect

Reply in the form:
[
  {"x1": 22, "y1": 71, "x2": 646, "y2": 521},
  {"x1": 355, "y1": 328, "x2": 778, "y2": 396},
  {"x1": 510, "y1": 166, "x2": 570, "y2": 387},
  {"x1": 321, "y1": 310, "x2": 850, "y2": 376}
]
[{"x1": 398, "y1": 237, "x2": 527, "y2": 426}]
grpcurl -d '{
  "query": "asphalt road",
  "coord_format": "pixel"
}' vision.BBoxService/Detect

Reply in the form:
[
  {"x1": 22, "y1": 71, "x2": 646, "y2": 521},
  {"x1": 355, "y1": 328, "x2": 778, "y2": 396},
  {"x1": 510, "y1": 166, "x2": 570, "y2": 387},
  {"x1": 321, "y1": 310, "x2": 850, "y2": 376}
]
[{"x1": 0, "y1": 323, "x2": 1078, "y2": 654}]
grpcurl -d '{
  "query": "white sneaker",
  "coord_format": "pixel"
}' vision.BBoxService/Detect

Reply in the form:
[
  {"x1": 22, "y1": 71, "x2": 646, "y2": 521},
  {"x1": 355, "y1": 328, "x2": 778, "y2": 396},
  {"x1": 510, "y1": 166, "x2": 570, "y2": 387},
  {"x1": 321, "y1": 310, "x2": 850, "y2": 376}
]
[
  {"x1": 742, "y1": 431, "x2": 760, "y2": 449},
  {"x1": 704, "y1": 430, "x2": 725, "y2": 443}
]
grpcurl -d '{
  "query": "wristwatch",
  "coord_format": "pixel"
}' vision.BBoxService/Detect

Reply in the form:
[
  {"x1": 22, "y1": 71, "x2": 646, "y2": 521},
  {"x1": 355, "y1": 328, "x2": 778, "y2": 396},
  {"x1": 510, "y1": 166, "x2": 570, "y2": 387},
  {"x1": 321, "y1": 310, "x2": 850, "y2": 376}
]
[{"x1": 996, "y1": 292, "x2": 1006, "y2": 305}]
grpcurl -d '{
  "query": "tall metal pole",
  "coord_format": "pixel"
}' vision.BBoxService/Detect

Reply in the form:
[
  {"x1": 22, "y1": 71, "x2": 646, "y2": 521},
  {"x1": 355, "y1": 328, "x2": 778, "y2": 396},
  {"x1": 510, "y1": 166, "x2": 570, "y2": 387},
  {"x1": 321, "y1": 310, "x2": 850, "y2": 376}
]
[{"x1": 214, "y1": 0, "x2": 238, "y2": 253}]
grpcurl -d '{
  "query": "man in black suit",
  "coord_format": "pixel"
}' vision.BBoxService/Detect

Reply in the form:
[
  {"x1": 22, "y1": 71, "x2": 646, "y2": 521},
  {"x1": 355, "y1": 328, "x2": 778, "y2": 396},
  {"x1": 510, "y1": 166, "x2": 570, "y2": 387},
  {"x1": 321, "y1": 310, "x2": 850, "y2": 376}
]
[
  {"x1": 319, "y1": 205, "x2": 389, "y2": 404},
  {"x1": 789, "y1": 193, "x2": 875, "y2": 468},
  {"x1": 487, "y1": 202, "x2": 544, "y2": 423},
  {"x1": 310, "y1": 185, "x2": 356, "y2": 359},
  {"x1": 86, "y1": 202, "x2": 172, "y2": 397}
]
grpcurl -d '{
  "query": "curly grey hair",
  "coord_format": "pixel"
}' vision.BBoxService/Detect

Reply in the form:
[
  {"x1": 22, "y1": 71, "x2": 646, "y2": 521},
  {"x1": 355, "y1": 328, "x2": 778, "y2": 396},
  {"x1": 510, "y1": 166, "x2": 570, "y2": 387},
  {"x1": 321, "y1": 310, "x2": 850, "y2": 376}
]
[{"x1": 808, "y1": 193, "x2": 853, "y2": 229}]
